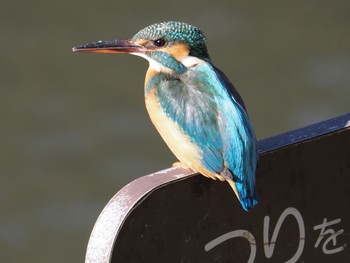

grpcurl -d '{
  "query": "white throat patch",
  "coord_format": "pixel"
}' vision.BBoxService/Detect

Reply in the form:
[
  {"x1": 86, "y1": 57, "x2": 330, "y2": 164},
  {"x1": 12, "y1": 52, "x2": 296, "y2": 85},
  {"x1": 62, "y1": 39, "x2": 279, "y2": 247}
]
[
  {"x1": 131, "y1": 53, "x2": 168, "y2": 72},
  {"x1": 131, "y1": 53, "x2": 206, "y2": 73}
]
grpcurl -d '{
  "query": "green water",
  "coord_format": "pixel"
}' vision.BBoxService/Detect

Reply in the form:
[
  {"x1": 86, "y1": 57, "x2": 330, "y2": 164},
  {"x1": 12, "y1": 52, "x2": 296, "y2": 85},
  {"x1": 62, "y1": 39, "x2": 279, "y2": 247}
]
[{"x1": 1, "y1": 1, "x2": 349, "y2": 262}]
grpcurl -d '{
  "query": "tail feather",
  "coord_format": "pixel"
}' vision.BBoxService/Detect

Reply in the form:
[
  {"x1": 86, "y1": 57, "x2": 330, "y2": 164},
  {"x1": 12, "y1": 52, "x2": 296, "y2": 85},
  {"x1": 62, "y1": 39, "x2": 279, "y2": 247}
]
[{"x1": 227, "y1": 179, "x2": 258, "y2": 212}]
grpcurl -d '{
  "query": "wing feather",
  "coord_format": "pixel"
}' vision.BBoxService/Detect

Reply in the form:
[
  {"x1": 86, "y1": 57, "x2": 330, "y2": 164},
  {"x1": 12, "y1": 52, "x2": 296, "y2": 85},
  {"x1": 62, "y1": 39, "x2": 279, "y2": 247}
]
[{"x1": 155, "y1": 62, "x2": 258, "y2": 210}]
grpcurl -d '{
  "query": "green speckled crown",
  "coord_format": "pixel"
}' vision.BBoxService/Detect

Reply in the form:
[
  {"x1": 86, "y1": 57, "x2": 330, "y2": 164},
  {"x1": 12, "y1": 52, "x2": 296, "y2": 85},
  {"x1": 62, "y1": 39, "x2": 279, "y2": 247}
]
[{"x1": 133, "y1": 21, "x2": 210, "y2": 61}]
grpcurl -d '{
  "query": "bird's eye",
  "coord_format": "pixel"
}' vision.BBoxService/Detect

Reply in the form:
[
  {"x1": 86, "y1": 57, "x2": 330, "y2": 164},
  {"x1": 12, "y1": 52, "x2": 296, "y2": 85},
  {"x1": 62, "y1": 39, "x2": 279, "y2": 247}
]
[{"x1": 153, "y1": 38, "x2": 166, "y2": 47}]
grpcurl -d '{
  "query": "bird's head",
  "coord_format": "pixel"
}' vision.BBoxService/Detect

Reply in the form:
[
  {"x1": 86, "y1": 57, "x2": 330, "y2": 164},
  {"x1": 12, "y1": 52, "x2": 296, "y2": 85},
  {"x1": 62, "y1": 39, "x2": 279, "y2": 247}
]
[{"x1": 73, "y1": 21, "x2": 210, "y2": 74}]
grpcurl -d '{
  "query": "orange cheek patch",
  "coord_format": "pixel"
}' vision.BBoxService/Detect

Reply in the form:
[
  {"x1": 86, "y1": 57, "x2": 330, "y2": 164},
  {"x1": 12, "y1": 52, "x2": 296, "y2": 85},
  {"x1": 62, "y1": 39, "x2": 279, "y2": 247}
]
[{"x1": 161, "y1": 43, "x2": 190, "y2": 61}]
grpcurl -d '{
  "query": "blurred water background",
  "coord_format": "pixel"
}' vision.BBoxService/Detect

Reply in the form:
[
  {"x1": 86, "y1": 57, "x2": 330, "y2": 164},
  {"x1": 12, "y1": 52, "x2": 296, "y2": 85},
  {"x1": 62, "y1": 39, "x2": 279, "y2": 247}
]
[{"x1": 1, "y1": 1, "x2": 349, "y2": 262}]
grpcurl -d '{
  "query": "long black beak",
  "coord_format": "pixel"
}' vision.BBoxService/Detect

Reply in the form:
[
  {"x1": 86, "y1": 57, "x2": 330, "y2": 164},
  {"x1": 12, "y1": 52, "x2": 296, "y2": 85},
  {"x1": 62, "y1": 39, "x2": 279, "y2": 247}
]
[{"x1": 72, "y1": 39, "x2": 146, "y2": 54}]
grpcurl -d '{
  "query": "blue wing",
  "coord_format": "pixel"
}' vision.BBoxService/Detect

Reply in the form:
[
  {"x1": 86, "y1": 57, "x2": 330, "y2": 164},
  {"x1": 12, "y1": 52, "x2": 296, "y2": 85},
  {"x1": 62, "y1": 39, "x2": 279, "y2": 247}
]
[{"x1": 154, "y1": 62, "x2": 258, "y2": 210}]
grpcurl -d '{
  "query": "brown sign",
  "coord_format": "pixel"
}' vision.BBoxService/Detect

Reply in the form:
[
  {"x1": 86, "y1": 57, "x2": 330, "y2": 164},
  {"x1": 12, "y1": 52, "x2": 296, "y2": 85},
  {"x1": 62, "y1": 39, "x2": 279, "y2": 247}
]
[{"x1": 86, "y1": 113, "x2": 350, "y2": 262}]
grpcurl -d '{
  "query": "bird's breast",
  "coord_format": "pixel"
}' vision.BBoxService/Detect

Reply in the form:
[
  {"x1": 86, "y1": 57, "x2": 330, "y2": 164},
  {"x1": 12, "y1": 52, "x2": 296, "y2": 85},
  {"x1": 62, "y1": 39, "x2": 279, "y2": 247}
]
[{"x1": 145, "y1": 85, "x2": 204, "y2": 169}]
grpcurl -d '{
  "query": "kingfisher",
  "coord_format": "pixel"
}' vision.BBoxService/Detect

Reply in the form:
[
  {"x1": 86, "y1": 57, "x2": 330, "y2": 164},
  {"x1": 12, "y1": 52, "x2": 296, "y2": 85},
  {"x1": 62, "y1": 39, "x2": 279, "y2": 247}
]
[{"x1": 73, "y1": 21, "x2": 258, "y2": 211}]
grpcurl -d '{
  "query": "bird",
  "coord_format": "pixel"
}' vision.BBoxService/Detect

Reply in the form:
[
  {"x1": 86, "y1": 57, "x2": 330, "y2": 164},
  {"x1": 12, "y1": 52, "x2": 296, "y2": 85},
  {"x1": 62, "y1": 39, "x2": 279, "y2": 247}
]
[{"x1": 73, "y1": 21, "x2": 258, "y2": 211}]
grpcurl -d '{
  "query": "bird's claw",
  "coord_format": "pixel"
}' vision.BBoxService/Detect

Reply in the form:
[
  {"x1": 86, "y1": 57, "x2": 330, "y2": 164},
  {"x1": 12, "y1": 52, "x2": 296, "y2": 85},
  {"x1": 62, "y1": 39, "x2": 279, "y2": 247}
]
[{"x1": 172, "y1": 162, "x2": 190, "y2": 169}]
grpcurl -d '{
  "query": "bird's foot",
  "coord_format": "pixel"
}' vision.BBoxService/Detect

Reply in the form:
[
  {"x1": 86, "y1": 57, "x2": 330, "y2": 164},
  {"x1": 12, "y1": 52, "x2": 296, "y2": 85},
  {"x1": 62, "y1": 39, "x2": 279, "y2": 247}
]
[{"x1": 172, "y1": 162, "x2": 191, "y2": 169}]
